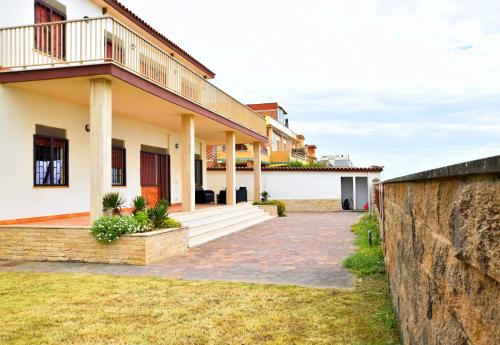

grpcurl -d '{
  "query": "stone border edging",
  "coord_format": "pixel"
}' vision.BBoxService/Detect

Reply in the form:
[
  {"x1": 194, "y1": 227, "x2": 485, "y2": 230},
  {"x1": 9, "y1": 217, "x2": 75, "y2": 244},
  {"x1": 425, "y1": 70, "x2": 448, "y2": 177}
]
[{"x1": 384, "y1": 155, "x2": 500, "y2": 184}]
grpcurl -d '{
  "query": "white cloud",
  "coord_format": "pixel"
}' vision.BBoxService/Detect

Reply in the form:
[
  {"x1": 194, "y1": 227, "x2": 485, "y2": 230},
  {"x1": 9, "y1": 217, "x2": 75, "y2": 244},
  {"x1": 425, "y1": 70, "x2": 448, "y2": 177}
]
[
  {"x1": 120, "y1": 0, "x2": 500, "y2": 178},
  {"x1": 292, "y1": 120, "x2": 500, "y2": 137}
]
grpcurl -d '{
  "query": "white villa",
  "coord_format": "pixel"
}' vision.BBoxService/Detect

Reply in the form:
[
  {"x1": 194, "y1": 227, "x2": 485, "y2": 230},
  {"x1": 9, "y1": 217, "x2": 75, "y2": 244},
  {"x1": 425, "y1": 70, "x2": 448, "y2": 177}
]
[
  {"x1": 0, "y1": 0, "x2": 267, "y2": 225},
  {"x1": 0, "y1": 0, "x2": 383, "y2": 265}
]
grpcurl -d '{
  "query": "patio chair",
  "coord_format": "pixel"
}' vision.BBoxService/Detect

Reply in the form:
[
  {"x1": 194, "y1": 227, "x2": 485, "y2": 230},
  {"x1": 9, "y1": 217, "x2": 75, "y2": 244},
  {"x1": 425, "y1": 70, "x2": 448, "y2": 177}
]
[
  {"x1": 236, "y1": 187, "x2": 248, "y2": 203},
  {"x1": 194, "y1": 188, "x2": 215, "y2": 204},
  {"x1": 195, "y1": 188, "x2": 215, "y2": 204},
  {"x1": 217, "y1": 190, "x2": 226, "y2": 204},
  {"x1": 218, "y1": 187, "x2": 248, "y2": 204}
]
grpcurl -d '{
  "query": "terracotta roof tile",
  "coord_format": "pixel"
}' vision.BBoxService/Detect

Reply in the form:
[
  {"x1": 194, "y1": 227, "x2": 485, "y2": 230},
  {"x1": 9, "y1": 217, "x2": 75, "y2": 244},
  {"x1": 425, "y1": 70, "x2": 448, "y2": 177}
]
[{"x1": 208, "y1": 166, "x2": 384, "y2": 172}]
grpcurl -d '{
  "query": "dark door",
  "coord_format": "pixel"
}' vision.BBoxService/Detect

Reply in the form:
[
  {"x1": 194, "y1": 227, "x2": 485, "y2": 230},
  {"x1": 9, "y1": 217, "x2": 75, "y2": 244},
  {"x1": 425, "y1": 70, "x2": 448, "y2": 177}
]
[
  {"x1": 140, "y1": 151, "x2": 170, "y2": 206},
  {"x1": 157, "y1": 154, "x2": 170, "y2": 202}
]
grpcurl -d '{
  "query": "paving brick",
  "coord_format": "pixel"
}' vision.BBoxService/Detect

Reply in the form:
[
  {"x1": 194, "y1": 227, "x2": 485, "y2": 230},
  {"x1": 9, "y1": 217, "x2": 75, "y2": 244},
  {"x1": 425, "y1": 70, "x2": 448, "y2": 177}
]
[{"x1": 0, "y1": 212, "x2": 360, "y2": 288}]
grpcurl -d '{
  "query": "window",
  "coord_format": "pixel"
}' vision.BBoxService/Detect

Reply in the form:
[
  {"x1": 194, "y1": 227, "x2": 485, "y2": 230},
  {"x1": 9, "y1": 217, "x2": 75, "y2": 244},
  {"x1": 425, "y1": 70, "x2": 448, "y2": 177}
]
[
  {"x1": 272, "y1": 133, "x2": 279, "y2": 151},
  {"x1": 34, "y1": 0, "x2": 66, "y2": 59},
  {"x1": 33, "y1": 126, "x2": 68, "y2": 186},
  {"x1": 235, "y1": 144, "x2": 247, "y2": 151},
  {"x1": 112, "y1": 140, "x2": 126, "y2": 186},
  {"x1": 181, "y1": 77, "x2": 201, "y2": 102},
  {"x1": 140, "y1": 53, "x2": 166, "y2": 85},
  {"x1": 106, "y1": 33, "x2": 125, "y2": 64},
  {"x1": 195, "y1": 155, "x2": 203, "y2": 188}
]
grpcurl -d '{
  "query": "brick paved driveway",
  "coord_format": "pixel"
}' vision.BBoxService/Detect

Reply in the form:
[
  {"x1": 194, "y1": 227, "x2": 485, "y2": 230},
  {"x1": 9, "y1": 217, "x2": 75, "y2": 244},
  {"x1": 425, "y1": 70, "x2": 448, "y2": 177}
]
[{"x1": 0, "y1": 212, "x2": 360, "y2": 288}]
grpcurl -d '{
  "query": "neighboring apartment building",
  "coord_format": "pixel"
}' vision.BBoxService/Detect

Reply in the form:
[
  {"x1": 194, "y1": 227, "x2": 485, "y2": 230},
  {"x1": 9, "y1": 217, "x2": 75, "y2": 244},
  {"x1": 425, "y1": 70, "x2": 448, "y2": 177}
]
[
  {"x1": 209, "y1": 102, "x2": 317, "y2": 167},
  {"x1": 319, "y1": 154, "x2": 353, "y2": 167},
  {"x1": 0, "y1": 0, "x2": 267, "y2": 223}
]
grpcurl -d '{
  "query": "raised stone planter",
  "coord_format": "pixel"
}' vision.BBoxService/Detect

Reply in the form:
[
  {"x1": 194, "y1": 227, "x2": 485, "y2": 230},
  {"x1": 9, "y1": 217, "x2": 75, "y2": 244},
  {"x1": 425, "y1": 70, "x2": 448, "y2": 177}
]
[
  {"x1": 256, "y1": 204, "x2": 278, "y2": 217},
  {"x1": 0, "y1": 226, "x2": 188, "y2": 265}
]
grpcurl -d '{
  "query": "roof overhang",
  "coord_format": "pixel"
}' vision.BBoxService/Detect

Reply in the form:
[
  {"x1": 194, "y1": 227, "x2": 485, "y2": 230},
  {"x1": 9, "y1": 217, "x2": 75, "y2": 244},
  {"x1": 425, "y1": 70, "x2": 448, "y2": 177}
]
[{"x1": 0, "y1": 64, "x2": 267, "y2": 143}]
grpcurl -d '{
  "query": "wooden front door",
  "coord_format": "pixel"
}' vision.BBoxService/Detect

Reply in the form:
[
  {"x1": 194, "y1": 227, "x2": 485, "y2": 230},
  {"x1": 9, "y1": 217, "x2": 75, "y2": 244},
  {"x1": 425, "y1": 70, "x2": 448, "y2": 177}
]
[{"x1": 140, "y1": 151, "x2": 170, "y2": 206}]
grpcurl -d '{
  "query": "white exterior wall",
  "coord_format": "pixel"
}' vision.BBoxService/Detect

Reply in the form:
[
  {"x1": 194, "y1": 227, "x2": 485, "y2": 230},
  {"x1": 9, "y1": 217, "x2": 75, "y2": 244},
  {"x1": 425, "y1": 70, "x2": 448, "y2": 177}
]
[
  {"x1": 0, "y1": 85, "x2": 204, "y2": 221},
  {"x1": 207, "y1": 170, "x2": 381, "y2": 205}
]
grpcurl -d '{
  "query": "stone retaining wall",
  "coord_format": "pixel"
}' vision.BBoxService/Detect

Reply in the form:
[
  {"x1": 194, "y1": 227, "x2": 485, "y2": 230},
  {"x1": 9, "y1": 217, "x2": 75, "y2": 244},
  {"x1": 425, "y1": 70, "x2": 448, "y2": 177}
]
[
  {"x1": 382, "y1": 156, "x2": 499, "y2": 345},
  {"x1": 281, "y1": 199, "x2": 341, "y2": 212},
  {"x1": 0, "y1": 226, "x2": 188, "y2": 265}
]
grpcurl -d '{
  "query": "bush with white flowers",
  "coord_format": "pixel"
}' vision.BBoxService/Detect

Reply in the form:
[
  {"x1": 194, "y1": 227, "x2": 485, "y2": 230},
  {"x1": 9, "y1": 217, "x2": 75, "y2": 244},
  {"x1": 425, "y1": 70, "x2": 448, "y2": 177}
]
[{"x1": 89, "y1": 216, "x2": 140, "y2": 244}]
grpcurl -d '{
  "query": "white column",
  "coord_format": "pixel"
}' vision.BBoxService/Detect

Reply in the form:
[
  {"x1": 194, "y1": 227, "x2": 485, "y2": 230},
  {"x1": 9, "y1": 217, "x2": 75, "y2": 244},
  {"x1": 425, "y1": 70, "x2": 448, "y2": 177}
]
[
  {"x1": 90, "y1": 78, "x2": 112, "y2": 221},
  {"x1": 225, "y1": 131, "x2": 236, "y2": 205},
  {"x1": 253, "y1": 141, "x2": 262, "y2": 202},
  {"x1": 181, "y1": 114, "x2": 195, "y2": 212},
  {"x1": 353, "y1": 177, "x2": 357, "y2": 210},
  {"x1": 201, "y1": 141, "x2": 207, "y2": 189}
]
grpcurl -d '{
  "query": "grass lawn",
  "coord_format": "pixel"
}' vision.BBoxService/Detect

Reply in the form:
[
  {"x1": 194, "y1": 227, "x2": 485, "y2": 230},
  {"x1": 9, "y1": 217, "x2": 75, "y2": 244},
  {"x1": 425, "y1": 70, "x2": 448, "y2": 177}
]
[
  {"x1": 0, "y1": 271, "x2": 398, "y2": 345},
  {"x1": 343, "y1": 212, "x2": 386, "y2": 276}
]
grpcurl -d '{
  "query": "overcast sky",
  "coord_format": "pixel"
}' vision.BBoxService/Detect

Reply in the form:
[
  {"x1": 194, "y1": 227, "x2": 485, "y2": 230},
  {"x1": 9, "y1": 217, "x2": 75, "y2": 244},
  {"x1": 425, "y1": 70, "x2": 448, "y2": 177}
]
[{"x1": 121, "y1": 0, "x2": 500, "y2": 178}]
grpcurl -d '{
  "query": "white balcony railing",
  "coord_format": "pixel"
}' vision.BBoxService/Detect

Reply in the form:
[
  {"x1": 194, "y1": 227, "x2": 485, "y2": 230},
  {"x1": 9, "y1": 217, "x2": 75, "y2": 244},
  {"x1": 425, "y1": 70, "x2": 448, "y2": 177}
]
[
  {"x1": 0, "y1": 17, "x2": 266, "y2": 136},
  {"x1": 291, "y1": 150, "x2": 307, "y2": 162}
]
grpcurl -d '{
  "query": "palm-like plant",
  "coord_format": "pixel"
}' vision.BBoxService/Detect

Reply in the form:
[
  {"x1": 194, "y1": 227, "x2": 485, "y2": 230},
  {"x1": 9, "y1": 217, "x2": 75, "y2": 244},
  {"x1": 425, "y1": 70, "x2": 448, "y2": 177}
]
[
  {"x1": 261, "y1": 191, "x2": 270, "y2": 202},
  {"x1": 131, "y1": 195, "x2": 147, "y2": 215},
  {"x1": 147, "y1": 199, "x2": 169, "y2": 229},
  {"x1": 102, "y1": 192, "x2": 126, "y2": 216}
]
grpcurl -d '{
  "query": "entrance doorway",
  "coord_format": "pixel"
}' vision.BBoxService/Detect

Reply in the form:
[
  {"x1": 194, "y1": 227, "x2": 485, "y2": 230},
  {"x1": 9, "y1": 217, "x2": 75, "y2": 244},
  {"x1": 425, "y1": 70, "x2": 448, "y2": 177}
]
[
  {"x1": 341, "y1": 177, "x2": 354, "y2": 210},
  {"x1": 341, "y1": 176, "x2": 369, "y2": 210},
  {"x1": 140, "y1": 146, "x2": 170, "y2": 206},
  {"x1": 355, "y1": 177, "x2": 369, "y2": 210}
]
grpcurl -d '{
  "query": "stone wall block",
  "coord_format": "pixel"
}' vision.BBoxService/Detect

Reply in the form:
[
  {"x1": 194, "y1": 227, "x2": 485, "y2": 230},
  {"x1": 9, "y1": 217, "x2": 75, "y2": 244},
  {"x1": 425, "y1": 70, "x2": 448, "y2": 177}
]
[{"x1": 382, "y1": 166, "x2": 499, "y2": 345}]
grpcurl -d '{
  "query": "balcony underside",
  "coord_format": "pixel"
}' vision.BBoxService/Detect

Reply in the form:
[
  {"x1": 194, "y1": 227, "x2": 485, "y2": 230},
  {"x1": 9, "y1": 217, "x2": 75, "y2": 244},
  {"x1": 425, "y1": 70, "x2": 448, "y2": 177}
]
[{"x1": 0, "y1": 63, "x2": 266, "y2": 144}]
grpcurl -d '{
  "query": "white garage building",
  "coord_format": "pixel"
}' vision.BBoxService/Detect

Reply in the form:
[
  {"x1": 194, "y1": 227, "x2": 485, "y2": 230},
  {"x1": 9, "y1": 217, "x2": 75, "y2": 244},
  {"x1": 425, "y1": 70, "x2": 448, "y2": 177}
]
[{"x1": 207, "y1": 166, "x2": 383, "y2": 212}]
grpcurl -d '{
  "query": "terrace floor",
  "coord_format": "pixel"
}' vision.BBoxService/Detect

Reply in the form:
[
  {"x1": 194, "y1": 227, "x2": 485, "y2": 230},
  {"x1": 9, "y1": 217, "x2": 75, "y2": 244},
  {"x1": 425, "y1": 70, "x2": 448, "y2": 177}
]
[{"x1": 7, "y1": 203, "x2": 220, "y2": 227}]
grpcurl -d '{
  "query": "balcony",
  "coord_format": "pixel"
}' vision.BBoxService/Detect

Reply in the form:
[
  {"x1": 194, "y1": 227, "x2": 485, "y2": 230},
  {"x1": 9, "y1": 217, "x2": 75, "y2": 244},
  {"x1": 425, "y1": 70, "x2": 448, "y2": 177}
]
[
  {"x1": 0, "y1": 16, "x2": 266, "y2": 137},
  {"x1": 269, "y1": 150, "x2": 307, "y2": 163},
  {"x1": 266, "y1": 116, "x2": 296, "y2": 140},
  {"x1": 216, "y1": 146, "x2": 270, "y2": 163}
]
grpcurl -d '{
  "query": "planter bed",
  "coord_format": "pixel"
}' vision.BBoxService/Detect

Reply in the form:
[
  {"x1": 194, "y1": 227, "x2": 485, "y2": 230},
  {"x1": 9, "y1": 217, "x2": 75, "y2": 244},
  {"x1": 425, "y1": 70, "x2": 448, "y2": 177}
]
[
  {"x1": 0, "y1": 225, "x2": 188, "y2": 265},
  {"x1": 256, "y1": 204, "x2": 278, "y2": 217}
]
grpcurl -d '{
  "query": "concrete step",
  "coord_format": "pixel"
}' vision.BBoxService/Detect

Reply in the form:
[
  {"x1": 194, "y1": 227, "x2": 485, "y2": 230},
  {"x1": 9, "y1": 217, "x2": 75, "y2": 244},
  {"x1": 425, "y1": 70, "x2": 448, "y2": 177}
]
[
  {"x1": 188, "y1": 213, "x2": 273, "y2": 248},
  {"x1": 171, "y1": 203, "x2": 253, "y2": 223},
  {"x1": 181, "y1": 207, "x2": 263, "y2": 228},
  {"x1": 188, "y1": 208, "x2": 267, "y2": 238}
]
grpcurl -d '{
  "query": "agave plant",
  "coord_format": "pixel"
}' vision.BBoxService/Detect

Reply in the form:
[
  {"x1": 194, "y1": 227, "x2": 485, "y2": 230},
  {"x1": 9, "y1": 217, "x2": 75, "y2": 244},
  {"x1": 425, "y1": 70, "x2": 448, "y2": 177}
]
[
  {"x1": 131, "y1": 195, "x2": 147, "y2": 215},
  {"x1": 261, "y1": 191, "x2": 270, "y2": 202},
  {"x1": 102, "y1": 192, "x2": 126, "y2": 216},
  {"x1": 147, "y1": 199, "x2": 169, "y2": 229}
]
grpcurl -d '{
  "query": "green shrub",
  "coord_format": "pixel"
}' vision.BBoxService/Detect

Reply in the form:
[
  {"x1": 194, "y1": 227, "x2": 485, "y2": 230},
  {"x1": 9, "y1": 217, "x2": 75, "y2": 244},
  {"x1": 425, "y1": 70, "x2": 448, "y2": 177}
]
[
  {"x1": 260, "y1": 191, "x2": 270, "y2": 202},
  {"x1": 342, "y1": 212, "x2": 385, "y2": 276},
  {"x1": 147, "y1": 199, "x2": 169, "y2": 229},
  {"x1": 163, "y1": 218, "x2": 181, "y2": 228},
  {"x1": 286, "y1": 160, "x2": 305, "y2": 167},
  {"x1": 102, "y1": 192, "x2": 126, "y2": 216},
  {"x1": 131, "y1": 196, "x2": 147, "y2": 215},
  {"x1": 253, "y1": 200, "x2": 286, "y2": 217},
  {"x1": 133, "y1": 211, "x2": 152, "y2": 232},
  {"x1": 89, "y1": 216, "x2": 140, "y2": 244},
  {"x1": 285, "y1": 160, "x2": 327, "y2": 168}
]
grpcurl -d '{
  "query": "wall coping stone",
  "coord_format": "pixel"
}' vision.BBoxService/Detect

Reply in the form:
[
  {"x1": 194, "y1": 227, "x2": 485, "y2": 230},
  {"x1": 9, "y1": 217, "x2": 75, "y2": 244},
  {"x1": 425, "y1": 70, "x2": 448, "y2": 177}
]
[
  {"x1": 0, "y1": 225, "x2": 90, "y2": 230},
  {"x1": 126, "y1": 227, "x2": 185, "y2": 237},
  {"x1": 384, "y1": 155, "x2": 500, "y2": 184}
]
